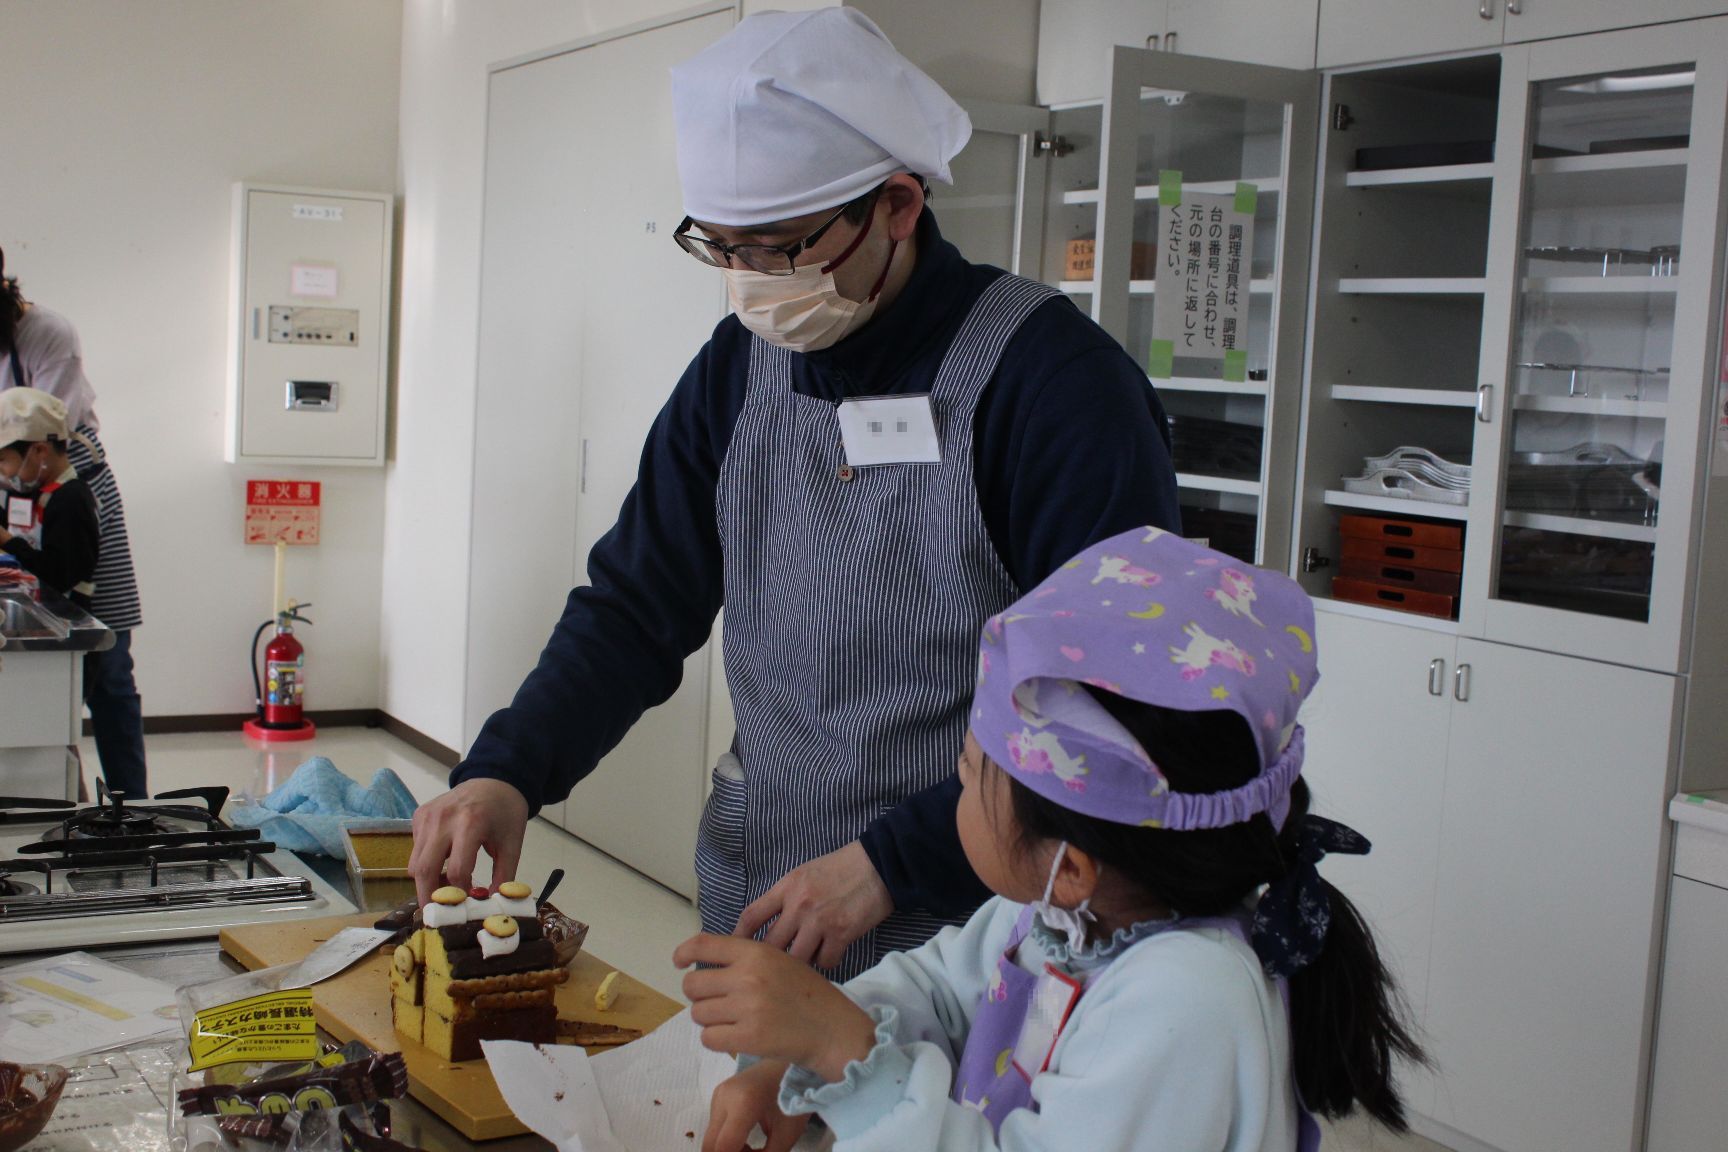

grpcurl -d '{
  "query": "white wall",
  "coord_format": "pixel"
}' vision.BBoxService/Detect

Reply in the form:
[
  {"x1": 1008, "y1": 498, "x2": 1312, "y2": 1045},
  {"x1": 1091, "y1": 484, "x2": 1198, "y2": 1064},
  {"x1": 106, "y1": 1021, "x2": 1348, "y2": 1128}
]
[
  {"x1": 385, "y1": 0, "x2": 1036, "y2": 753},
  {"x1": 0, "y1": 0, "x2": 402, "y2": 717}
]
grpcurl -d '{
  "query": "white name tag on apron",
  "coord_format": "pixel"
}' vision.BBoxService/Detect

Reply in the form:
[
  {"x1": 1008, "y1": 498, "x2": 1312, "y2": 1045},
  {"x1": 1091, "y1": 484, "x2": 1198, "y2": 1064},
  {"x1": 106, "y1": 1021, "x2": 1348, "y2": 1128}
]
[
  {"x1": 7, "y1": 496, "x2": 33, "y2": 532},
  {"x1": 836, "y1": 394, "x2": 941, "y2": 467},
  {"x1": 1011, "y1": 964, "x2": 1084, "y2": 1081}
]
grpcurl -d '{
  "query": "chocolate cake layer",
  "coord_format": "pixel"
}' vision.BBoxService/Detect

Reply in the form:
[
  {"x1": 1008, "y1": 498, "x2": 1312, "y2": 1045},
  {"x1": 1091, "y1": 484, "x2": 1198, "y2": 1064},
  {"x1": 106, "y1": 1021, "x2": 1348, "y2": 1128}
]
[{"x1": 446, "y1": 938, "x2": 559, "y2": 979}]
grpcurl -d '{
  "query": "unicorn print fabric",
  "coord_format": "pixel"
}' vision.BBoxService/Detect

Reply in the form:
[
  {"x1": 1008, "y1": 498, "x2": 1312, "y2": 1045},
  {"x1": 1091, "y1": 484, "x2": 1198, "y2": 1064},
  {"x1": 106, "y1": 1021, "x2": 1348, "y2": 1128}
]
[{"x1": 972, "y1": 526, "x2": 1319, "y2": 830}]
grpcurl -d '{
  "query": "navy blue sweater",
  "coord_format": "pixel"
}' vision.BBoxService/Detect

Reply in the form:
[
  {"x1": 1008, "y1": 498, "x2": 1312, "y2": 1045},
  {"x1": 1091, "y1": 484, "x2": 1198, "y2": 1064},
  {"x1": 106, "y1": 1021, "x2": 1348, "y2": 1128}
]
[{"x1": 455, "y1": 210, "x2": 1181, "y2": 917}]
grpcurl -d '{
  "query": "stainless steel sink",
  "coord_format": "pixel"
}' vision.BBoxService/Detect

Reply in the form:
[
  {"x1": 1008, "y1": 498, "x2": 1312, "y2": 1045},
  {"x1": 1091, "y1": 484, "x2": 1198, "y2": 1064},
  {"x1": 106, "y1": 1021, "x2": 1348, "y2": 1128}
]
[{"x1": 0, "y1": 594, "x2": 70, "y2": 641}]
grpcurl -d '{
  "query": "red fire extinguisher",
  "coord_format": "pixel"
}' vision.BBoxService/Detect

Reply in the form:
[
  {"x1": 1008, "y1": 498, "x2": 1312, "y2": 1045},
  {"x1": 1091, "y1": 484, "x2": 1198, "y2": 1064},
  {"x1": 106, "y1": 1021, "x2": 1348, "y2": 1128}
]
[{"x1": 244, "y1": 603, "x2": 317, "y2": 741}]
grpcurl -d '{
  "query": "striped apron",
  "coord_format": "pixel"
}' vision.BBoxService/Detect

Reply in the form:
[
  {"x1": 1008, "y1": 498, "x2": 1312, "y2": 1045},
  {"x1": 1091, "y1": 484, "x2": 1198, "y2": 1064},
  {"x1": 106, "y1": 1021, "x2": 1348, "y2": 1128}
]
[
  {"x1": 706, "y1": 272, "x2": 1059, "y2": 980},
  {"x1": 5, "y1": 353, "x2": 143, "y2": 629},
  {"x1": 66, "y1": 427, "x2": 143, "y2": 630}
]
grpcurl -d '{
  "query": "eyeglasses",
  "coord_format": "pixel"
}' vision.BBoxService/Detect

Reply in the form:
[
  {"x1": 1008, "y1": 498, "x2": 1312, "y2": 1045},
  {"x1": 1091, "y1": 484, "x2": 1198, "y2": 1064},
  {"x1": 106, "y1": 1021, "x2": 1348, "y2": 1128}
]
[{"x1": 673, "y1": 187, "x2": 880, "y2": 276}]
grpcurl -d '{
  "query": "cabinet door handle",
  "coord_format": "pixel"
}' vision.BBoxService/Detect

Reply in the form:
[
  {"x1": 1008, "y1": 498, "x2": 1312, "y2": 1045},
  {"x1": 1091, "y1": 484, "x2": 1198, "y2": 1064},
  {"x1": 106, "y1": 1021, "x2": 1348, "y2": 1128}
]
[
  {"x1": 1506, "y1": 0, "x2": 1522, "y2": 12},
  {"x1": 1146, "y1": 33, "x2": 1161, "y2": 50},
  {"x1": 1428, "y1": 658, "x2": 1446, "y2": 696},
  {"x1": 1454, "y1": 662, "x2": 1471, "y2": 702},
  {"x1": 580, "y1": 439, "x2": 589, "y2": 495},
  {"x1": 1479, "y1": 0, "x2": 1494, "y2": 18},
  {"x1": 1476, "y1": 383, "x2": 1495, "y2": 423},
  {"x1": 1164, "y1": 30, "x2": 1178, "y2": 52}
]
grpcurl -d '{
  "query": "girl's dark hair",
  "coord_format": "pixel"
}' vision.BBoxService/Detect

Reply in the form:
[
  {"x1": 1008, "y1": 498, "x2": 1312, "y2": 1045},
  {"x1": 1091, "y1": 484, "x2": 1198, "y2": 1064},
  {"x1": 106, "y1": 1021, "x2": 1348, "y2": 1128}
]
[
  {"x1": 0, "y1": 246, "x2": 24, "y2": 355},
  {"x1": 999, "y1": 689, "x2": 1427, "y2": 1131}
]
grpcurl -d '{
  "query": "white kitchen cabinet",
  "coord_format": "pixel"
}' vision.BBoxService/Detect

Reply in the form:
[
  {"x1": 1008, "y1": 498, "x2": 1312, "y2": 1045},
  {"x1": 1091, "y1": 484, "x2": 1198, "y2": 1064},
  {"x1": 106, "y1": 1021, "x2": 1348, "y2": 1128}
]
[
  {"x1": 1038, "y1": 0, "x2": 1317, "y2": 105},
  {"x1": 1647, "y1": 794, "x2": 1728, "y2": 1152},
  {"x1": 1298, "y1": 610, "x2": 1453, "y2": 1024},
  {"x1": 1302, "y1": 620, "x2": 1683, "y2": 1152},
  {"x1": 1162, "y1": 0, "x2": 1320, "y2": 71},
  {"x1": 1318, "y1": 0, "x2": 1728, "y2": 66},
  {"x1": 1420, "y1": 641, "x2": 1678, "y2": 1152},
  {"x1": 0, "y1": 653, "x2": 77, "y2": 747},
  {"x1": 1294, "y1": 19, "x2": 1728, "y2": 677},
  {"x1": 1318, "y1": 0, "x2": 1504, "y2": 69},
  {"x1": 466, "y1": 7, "x2": 733, "y2": 899},
  {"x1": 1503, "y1": 0, "x2": 1728, "y2": 44}
]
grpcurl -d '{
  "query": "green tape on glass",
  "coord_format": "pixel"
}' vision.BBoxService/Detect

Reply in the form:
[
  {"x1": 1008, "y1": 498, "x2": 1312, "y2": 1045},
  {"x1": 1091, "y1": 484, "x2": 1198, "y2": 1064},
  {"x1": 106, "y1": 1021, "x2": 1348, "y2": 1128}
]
[
  {"x1": 1159, "y1": 170, "x2": 1183, "y2": 208},
  {"x1": 1223, "y1": 349, "x2": 1248, "y2": 382},
  {"x1": 1234, "y1": 182, "x2": 1257, "y2": 215},
  {"x1": 1149, "y1": 339, "x2": 1175, "y2": 380}
]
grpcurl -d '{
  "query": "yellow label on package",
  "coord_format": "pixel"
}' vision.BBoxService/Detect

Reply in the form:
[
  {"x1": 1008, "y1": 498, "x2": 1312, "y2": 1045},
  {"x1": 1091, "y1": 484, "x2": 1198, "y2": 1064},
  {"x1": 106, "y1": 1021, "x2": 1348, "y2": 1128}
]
[{"x1": 189, "y1": 989, "x2": 318, "y2": 1071}]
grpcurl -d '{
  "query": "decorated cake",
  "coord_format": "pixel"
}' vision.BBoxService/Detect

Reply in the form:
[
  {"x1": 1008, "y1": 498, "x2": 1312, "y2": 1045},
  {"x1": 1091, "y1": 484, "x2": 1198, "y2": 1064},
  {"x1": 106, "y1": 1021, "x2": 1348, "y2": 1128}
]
[{"x1": 390, "y1": 881, "x2": 569, "y2": 1061}]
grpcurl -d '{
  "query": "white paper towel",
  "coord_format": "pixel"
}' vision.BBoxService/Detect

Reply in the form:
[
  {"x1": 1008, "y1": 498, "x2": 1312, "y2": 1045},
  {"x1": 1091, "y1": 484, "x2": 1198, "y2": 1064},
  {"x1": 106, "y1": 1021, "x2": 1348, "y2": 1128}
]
[{"x1": 485, "y1": 1010, "x2": 832, "y2": 1152}]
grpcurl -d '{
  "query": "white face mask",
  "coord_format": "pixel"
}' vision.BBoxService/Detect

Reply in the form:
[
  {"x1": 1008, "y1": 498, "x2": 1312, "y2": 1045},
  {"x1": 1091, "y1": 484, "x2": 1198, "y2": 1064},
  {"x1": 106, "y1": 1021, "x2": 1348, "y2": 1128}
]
[
  {"x1": 722, "y1": 202, "x2": 900, "y2": 353},
  {"x1": 1034, "y1": 840, "x2": 1096, "y2": 952}
]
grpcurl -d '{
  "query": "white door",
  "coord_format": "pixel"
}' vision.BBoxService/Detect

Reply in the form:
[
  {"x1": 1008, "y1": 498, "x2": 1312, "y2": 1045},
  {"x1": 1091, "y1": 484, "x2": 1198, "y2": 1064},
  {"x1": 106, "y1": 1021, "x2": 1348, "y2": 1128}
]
[
  {"x1": 1504, "y1": 0, "x2": 1728, "y2": 43},
  {"x1": 466, "y1": 7, "x2": 733, "y2": 896},
  {"x1": 944, "y1": 101, "x2": 1051, "y2": 277},
  {"x1": 1421, "y1": 639, "x2": 1679, "y2": 1151},
  {"x1": 1298, "y1": 612, "x2": 1453, "y2": 1027},
  {"x1": 1163, "y1": 0, "x2": 1319, "y2": 71},
  {"x1": 1317, "y1": 0, "x2": 1504, "y2": 69}
]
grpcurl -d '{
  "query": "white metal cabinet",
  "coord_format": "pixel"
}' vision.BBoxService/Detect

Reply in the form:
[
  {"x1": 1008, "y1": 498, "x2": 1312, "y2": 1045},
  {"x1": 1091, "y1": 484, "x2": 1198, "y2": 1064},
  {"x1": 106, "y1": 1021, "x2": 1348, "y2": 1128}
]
[
  {"x1": 0, "y1": 653, "x2": 77, "y2": 747},
  {"x1": 1419, "y1": 640, "x2": 1679, "y2": 1152},
  {"x1": 1038, "y1": 0, "x2": 1161, "y2": 106},
  {"x1": 1163, "y1": 0, "x2": 1320, "y2": 71},
  {"x1": 1647, "y1": 874, "x2": 1728, "y2": 1151},
  {"x1": 1502, "y1": 0, "x2": 1728, "y2": 44},
  {"x1": 1298, "y1": 609, "x2": 1453, "y2": 1024},
  {"x1": 1318, "y1": 0, "x2": 1504, "y2": 69},
  {"x1": 1039, "y1": 0, "x2": 1318, "y2": 105}
]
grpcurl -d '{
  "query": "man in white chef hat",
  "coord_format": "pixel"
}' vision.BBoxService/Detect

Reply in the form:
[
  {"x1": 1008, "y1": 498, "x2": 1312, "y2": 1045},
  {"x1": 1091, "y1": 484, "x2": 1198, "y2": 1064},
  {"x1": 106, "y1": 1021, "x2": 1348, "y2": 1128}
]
[{"x1": 413, "y1": 7, "x2": 1181, "y2": 980}]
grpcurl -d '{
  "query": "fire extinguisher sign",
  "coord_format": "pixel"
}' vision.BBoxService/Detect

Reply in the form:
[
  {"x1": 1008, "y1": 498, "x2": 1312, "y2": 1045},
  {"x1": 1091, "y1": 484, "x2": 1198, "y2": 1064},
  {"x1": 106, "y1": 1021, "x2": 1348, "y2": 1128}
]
[{"x1": 245, "y1": 480, "x2": 321, "y2": 545}]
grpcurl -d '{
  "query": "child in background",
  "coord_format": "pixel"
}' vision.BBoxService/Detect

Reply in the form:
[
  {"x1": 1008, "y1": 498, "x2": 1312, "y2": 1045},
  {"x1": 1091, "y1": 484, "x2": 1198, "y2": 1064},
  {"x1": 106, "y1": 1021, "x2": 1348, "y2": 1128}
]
[
  {"x1": 0, "y1": 387, "x2": 99, "y2": 608},
  {"x1": 676, "y1": 526, "x2": 1424, "y2": 1152}
]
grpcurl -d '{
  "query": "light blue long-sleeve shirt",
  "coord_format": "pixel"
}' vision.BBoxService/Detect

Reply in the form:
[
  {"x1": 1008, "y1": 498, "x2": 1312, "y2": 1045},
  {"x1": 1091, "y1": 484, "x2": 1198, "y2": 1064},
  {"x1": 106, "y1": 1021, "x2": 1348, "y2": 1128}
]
[{"x1": 779, "y1": 895, "x2": 1299, "y2": 1151}]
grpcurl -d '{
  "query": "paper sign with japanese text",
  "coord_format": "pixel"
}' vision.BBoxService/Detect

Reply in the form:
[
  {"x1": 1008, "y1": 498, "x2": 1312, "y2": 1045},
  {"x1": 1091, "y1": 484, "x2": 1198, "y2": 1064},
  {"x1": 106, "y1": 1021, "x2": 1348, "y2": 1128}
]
[
  {"x1": 245, "y1": 480, "x2": 321, "y2": 545},
  {"x1": 1149, "y1": 172, "x2": 1257, "y2": 382}
]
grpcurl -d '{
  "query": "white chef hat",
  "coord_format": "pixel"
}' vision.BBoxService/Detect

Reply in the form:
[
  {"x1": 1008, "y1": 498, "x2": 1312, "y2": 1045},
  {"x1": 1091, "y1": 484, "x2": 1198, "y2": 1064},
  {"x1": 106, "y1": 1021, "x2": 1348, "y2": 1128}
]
[{"x1": 671, "y1": 7, "x2": 971, "y2": 227}]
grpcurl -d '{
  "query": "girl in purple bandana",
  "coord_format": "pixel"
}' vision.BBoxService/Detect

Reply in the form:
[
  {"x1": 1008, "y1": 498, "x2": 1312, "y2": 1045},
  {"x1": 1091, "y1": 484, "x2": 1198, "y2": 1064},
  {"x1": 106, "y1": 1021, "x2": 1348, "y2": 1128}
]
[{"x1": 677, "y1": 527, "x2": 1425, "y2": 1152}]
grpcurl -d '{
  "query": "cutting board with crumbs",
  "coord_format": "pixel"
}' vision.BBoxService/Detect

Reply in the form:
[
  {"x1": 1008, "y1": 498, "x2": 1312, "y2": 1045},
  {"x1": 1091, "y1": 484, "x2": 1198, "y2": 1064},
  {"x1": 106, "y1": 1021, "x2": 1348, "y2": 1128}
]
[{"x1": 221, "y1": 912, "x2": 681, "y2": 1141}]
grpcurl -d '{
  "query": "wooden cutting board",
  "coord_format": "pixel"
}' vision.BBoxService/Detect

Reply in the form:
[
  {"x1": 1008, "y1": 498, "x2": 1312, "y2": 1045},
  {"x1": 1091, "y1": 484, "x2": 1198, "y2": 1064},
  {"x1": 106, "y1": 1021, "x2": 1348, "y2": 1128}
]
[{"x1": 220, "y1": 912, "x2": 681, "y2": 1142}]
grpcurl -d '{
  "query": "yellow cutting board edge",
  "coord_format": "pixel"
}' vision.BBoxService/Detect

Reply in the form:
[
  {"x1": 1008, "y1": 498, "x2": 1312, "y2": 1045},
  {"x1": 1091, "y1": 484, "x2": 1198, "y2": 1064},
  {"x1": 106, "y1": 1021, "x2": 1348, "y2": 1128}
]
[{"x1": 219, "y1": 912, "x2": 680, "y2": 1142}]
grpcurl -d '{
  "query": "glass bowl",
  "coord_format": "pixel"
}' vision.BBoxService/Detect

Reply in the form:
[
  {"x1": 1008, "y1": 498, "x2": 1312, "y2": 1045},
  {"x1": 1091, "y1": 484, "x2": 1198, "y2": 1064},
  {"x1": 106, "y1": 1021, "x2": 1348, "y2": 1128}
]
[{"x1": 0, "y1": 1062, "x2": 70, "y2": 1152}]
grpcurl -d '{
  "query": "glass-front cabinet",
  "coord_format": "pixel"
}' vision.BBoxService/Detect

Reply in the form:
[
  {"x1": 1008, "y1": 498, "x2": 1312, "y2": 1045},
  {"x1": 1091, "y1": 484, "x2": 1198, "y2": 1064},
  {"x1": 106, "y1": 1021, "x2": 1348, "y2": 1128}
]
[
  {"x1": 1291, "y1": 18, "x2": 1728, "y2": 675},
  {"x1": 1092, "y1": 49, "x2": 1318, "y2": 568}
]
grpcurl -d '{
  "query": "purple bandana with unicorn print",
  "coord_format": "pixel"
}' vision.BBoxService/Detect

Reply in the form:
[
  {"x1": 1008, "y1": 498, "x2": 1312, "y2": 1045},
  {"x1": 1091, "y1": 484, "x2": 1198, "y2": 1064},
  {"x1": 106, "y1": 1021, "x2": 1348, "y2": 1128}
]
[{"x1": 972, "y1": 526, "x2": 1319, "y2": 830}]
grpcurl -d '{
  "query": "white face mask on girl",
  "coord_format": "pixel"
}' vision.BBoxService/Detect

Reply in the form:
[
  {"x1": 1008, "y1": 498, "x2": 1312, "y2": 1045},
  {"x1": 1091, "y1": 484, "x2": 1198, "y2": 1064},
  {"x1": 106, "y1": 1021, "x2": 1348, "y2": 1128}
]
[
  {"x1": 1034, "y1": 841, "x2": 1097, "y2": 952},
  {"x1": 721, "y1": 202, "x2": 900, "y2": 354}
]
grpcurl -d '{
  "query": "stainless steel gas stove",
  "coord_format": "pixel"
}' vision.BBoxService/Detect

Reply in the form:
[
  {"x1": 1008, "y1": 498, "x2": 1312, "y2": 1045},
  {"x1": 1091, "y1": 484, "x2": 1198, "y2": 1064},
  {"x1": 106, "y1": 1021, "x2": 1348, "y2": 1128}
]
[{"x1": 0, "y1": 783, "x2": 355, "y2": 955}]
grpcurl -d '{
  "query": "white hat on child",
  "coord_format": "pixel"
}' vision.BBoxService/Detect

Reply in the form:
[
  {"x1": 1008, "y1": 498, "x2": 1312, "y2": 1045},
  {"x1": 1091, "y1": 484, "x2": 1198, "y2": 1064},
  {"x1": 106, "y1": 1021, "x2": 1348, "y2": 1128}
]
[{"x1": 0, "y1": 388, "x2": 72, "y2": 446}]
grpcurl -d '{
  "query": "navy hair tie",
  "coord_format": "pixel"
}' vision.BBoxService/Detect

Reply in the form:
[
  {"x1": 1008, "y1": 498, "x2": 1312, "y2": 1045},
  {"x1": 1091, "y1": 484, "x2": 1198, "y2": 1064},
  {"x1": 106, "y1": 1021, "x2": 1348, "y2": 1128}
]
[{"x1": 1251, "y1": 814, "x2": 1370, "y2": 978}]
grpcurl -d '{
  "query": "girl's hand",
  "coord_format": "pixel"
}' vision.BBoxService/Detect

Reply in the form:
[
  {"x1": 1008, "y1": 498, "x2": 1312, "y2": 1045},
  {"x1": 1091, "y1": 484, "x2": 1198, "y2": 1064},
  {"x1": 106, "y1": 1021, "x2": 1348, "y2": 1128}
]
[
  {"x1": 702, "y1": 1060, "x2": 809, "y2": 1152},
  {"x1": 674, "y1": 933, "x2": 878, "y2": 1082}
]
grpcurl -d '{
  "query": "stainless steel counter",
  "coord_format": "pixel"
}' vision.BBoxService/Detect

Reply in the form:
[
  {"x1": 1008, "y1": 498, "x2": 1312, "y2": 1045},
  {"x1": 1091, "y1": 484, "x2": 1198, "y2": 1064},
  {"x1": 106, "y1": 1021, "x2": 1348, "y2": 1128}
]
[
  {"x1": 3, "y1": 939, "x2": 554, "y2": 1152},
  {"x1": 0, "y1": 587, "x2": 115, "y2": 653}
]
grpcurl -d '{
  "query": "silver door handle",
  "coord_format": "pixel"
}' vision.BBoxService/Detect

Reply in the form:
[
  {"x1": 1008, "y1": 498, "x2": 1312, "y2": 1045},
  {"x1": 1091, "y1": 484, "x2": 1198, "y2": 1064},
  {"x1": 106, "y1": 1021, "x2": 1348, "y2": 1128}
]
[
  {"x1": 1146, "y1": 33, "x2": 1161, "y2": 50},
  {"x1": 1506, "y1": 0, "x2": 1522, "y2": 12},
  {"x1": 580, "y1": 439, "x2": 589, "y2": 495},
  {"x1": 1454, "y1": 662, "x2": 1471, "y2": 702},
  {"x1": 1479, "y1": 0, "x2": 1494, "y2": 18},
  {"x1": 1476, "y1": 383, "x2": 1495, "y2": 423},
  {"x1": 1164, "y1": 30, "x2": 1178, "y2": 52},
  {"x1": 1428, "y1": 658, "x2": 1447, "y2": 696}
]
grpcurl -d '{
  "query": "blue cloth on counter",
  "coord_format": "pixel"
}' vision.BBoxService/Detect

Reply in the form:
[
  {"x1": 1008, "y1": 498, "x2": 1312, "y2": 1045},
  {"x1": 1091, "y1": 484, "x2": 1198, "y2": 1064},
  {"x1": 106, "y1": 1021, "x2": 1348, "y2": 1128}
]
[{"x1": 228, "y1": 757, "x2": 418, "y2": 858}]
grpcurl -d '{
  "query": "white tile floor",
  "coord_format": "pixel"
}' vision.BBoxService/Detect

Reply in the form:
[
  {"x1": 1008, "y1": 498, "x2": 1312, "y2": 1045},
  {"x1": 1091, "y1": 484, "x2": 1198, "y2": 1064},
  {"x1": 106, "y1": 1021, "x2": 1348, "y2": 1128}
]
[{"x1": 119, "y1": 725, "x2": 1453, "y2": 1152}]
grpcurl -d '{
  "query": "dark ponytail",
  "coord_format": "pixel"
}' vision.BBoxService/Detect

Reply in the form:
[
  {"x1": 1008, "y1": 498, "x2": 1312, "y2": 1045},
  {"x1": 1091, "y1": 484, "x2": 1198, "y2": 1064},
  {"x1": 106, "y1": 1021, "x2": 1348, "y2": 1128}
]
[
  {"x1": 1003, "y1": 692, "x2": 1427, "y2": 1131},
  {"x1": 0, "y1": 246, "x2": 23, "y2": 356}
]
